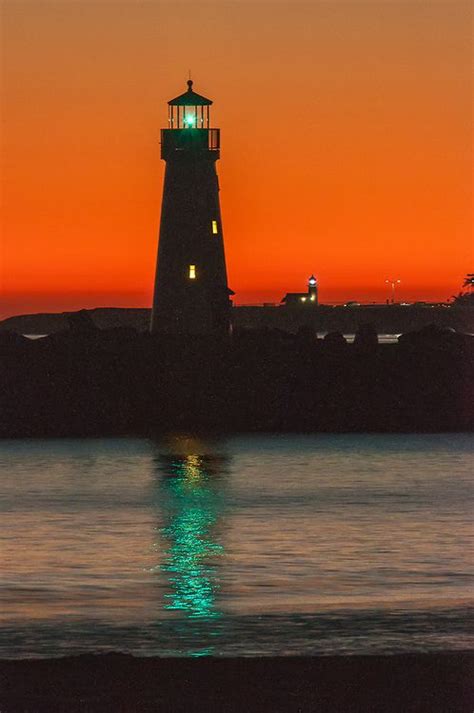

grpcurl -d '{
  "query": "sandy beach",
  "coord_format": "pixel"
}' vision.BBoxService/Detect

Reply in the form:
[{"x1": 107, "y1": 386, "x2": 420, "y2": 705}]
[{"x1": 1, "y1": 652, "x2": 472, "y2": 712}]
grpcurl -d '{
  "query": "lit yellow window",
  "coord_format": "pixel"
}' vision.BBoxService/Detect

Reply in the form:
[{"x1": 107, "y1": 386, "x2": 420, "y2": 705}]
[
  {"x1": 189, "y1": 264, "x2": 196, "y2": 279},
  {"x1": 212, "y1": 220, "x2": 218, "y2": 234}
]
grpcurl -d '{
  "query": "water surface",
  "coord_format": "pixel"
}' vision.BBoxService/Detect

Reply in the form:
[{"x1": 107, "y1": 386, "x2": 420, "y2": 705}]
[{"x1": 1, "y1": 434, "x2": 472, "y2": 657}]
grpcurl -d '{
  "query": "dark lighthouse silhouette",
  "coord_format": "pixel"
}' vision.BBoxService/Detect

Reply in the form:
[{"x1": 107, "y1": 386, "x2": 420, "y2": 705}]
[{"x1": 151, "y1": 80, "x2": 234, "y2": 334}]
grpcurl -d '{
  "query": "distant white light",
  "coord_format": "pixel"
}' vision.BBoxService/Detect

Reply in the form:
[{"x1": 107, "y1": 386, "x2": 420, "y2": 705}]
[{"x1": 301, "y1": 297, "x2": 307, "y2": 302}]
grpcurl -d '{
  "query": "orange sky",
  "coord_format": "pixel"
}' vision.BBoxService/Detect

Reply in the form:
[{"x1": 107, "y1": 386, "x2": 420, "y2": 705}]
[{"x1": 1, "y1": 0, "x2": 472, "y2": 318}]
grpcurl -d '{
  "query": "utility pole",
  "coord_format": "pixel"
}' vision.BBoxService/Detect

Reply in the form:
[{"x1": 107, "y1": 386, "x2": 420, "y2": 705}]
[{"x1": 385, "y1": 279, "x2": 400, "y2": 304}]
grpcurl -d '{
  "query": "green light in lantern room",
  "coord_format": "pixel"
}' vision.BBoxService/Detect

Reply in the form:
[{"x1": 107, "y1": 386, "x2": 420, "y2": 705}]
[{"x1": 184, "y1": 115, "x2": 196, "y2": 127}]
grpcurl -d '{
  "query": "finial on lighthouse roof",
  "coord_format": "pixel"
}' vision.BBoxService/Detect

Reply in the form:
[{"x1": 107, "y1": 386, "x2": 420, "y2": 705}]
[{"x1": 168, "y1": 79, "x2": 213, "y2": 106}]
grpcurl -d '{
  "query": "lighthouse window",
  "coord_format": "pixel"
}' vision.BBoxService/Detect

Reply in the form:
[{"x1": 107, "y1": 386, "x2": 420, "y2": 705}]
[
  {"x1": 212, "y1": 220, "x2": 218, "y2": 234},
  {"x1": 189, "y1": 265, "x2": 196, "y2": 279}
]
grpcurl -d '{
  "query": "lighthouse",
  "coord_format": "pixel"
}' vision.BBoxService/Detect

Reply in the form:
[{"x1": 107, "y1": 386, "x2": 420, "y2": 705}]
[{"x1": 150, "y1": 80, "x2": 233, "y2": 335}]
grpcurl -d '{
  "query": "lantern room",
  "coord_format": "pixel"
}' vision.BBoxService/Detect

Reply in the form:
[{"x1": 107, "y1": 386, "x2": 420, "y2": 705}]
[
  {"x1": 168, "y1": 79, "x2": 212, "y2": 129},
  {"x1": 161, "y1": 80, "x2": 220, "y2": 158}
]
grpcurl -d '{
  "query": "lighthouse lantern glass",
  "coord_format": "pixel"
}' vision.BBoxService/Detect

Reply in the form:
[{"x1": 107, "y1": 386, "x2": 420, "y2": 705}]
[
  {"x1": 184, "y1": 113, "x2": 196, "y2": 127},
  {"x1": 168, "y1": 104, "x2": 210, "y2": 130}
]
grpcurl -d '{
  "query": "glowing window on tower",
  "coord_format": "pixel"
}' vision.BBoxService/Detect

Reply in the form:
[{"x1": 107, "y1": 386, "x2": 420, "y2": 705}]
[
  {"x1": 212, "y1": 220, "x2": 218, "y2": 234},
  {"x1": 189, "y1": 265, "x2": 196, "y2": 279}
]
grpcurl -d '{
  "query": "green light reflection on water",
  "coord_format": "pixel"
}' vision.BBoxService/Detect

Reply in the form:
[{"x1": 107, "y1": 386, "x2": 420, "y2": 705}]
[{"x1": 155, "y1": 450, "x2": 226, "y2": 654}]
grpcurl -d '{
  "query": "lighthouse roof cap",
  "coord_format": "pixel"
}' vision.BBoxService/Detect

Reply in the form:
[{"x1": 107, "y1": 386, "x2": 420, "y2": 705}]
[{"x1": 168, "y1": 80, "x2": 213, "y2": 106}]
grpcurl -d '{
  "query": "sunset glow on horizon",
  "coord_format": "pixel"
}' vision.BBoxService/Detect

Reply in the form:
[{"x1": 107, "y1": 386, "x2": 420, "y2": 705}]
[{"x1": 2, "y1": 1, "x2": 472, "y2": 319}]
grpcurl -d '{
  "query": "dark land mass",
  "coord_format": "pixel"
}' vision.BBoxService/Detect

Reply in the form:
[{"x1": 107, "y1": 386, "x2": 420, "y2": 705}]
[
  {"x1": 1, "y1": 303, "x2": 473, "y2": 336},
  {"x1": 0, "y1": 307, "x2": 151, "y2": 335},
  {"x1": 1, "y1": 652, "x2": 472, "y2": 712},
  {"x1": 0, "y1": 314, "x2": 473, "y2": 437}
]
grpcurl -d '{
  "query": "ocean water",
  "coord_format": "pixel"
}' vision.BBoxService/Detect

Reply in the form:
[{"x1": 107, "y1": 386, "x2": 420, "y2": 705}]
[{"x1": 0, "y1": 434, "x2": 472, "y2": 658}]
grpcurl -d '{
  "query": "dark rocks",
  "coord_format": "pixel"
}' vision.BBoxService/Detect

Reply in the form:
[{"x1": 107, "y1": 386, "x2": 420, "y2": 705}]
[
  {"x1": 0, "y1": 326, "x2": 472, "y2": 437},
  {"x1": 353, "y1": 323, "x2": 378, "y2": 353},
  {"x1": 0, "y1": 330, "x2": 31, "y2": 352},
  {"x1": 398, "y1": 323, "x2": 474, "y2": 352},
  {"x1": 323, "y1": 331, "x2": 347, "y2": 346}
]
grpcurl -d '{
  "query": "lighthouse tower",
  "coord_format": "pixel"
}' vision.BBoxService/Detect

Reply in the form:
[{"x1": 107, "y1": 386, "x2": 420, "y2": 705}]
[{"x1": 150, "y1": 80, "x2": 233, "y2": 334}]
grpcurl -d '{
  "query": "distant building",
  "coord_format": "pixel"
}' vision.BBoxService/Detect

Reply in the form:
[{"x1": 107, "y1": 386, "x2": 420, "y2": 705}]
[
  {"x1": 150, "y1": 80, "x2": 233, "y2": 335},
  {"x1": 281, "y1": 275, "x2": 319, "y2": 306}
]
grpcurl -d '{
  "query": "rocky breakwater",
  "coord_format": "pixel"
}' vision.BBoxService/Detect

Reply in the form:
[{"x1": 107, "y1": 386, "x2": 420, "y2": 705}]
[{"x1": 0, "y1": 313, "x2": 473, "y2": 437}]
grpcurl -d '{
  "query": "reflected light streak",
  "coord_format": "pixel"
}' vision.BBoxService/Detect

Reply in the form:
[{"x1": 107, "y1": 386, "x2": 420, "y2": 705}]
[{"x1": 158, "y1": 451, "x2": 224, "y2": 624}]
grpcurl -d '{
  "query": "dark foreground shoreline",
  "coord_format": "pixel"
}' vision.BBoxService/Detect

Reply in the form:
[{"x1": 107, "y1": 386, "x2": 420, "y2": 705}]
[{"x1": 1, "y1": 652, "x2": 473, "y2": 712}]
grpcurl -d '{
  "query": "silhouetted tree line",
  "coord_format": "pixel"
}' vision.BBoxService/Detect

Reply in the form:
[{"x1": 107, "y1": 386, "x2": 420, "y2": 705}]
[
  {"x1": 0, "y1": 313, "x2": 472, "y2": 437},
  {"x1": 451, "y1": 272, "x2": 474, "y2": 306}
]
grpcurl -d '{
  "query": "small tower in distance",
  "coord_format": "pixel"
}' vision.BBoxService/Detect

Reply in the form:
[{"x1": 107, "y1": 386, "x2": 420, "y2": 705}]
[
  {"x1": 281, "y1": 274, "x2": 319, "y2": 305},
  {"x1": 308, "y1": 275, "x2": 318, "y2": 304},
  {"x1": 150, "y1": 80, "x2": 233, "y2": 335}
]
